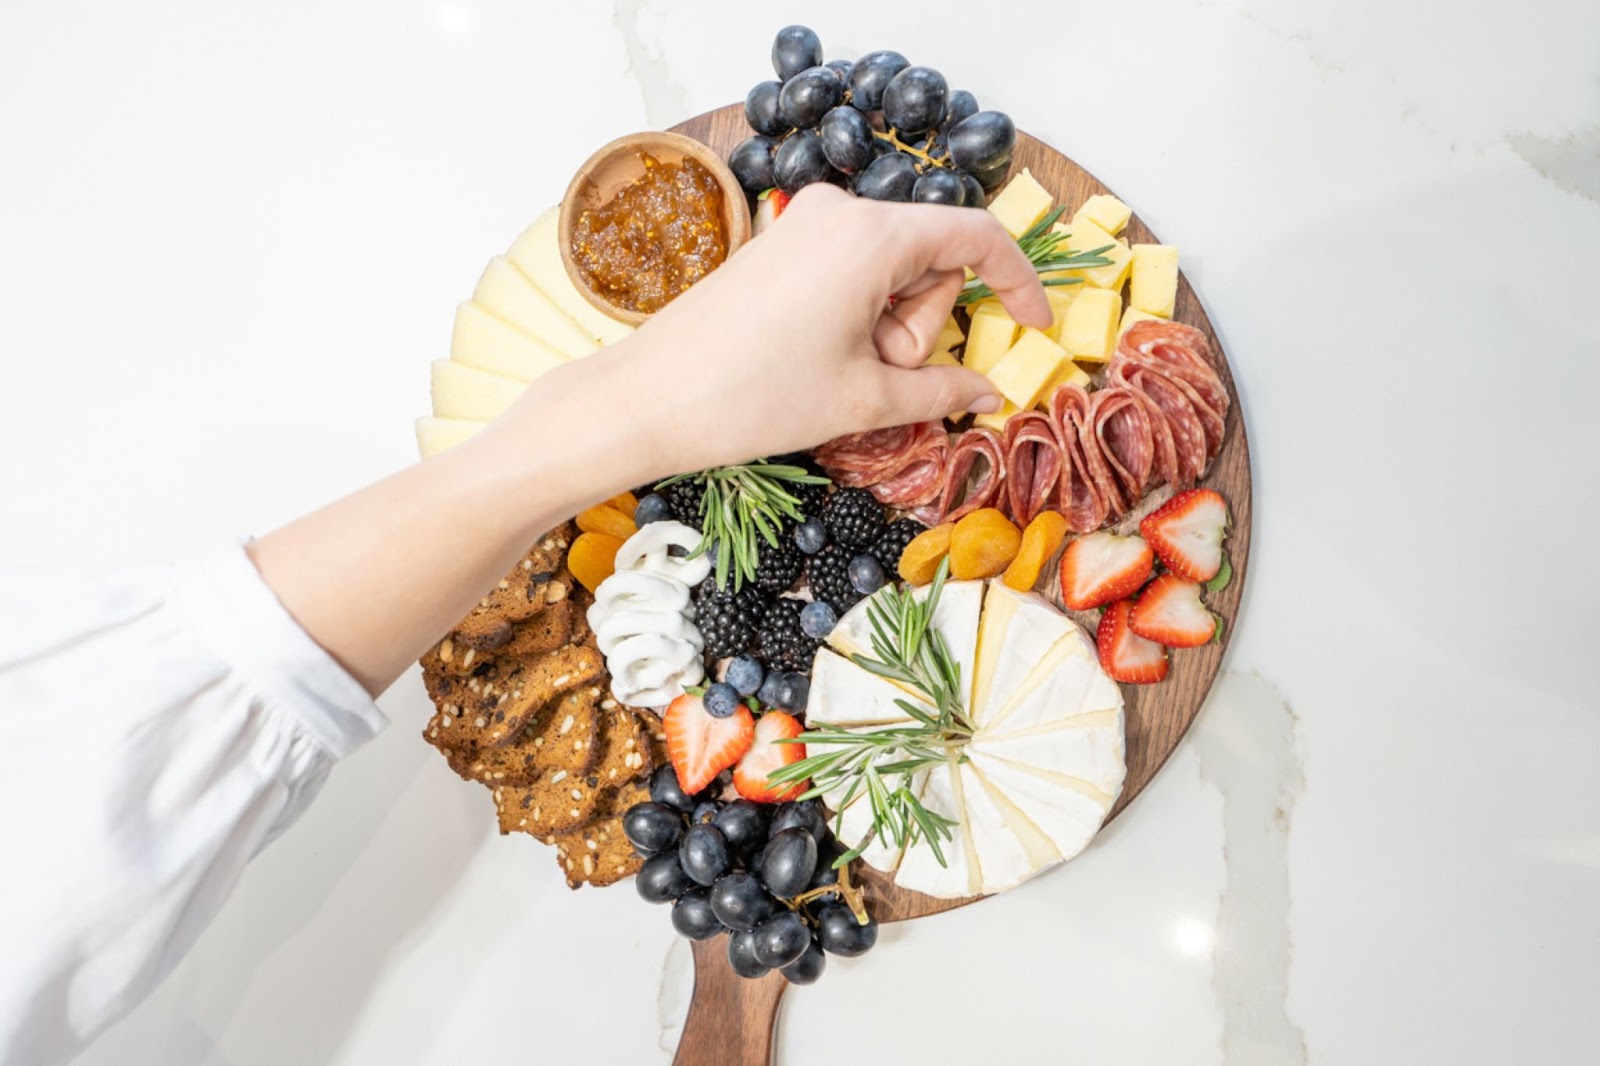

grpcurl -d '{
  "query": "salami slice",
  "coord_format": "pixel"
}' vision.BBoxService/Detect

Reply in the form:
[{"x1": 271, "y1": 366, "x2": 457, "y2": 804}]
[
  {"x1": 866, "y1": 422, "x2": 951, "y2": 508},
  {"x1": 814, "y1": 424, "x2": 922, "y2": 487},
  {"x1": 1047, "y1": 385, "x2": 1110, "y2": 533},
  {"x1": 1113, "y1": 362, "x2": 1204, "y2": 489},
  {"x1": 1091, "y1": 387, "x2": 1156, "y2": 508},
  {"x1": 1002, "y1": 411, "x2": 1064, "y2": 527},
  {"x1": 924, "y1": 426, "x2": 1006, "y2": 525},
  {"x1": 1116, "y1": 320, "x2": 1229, "y2": 461}
]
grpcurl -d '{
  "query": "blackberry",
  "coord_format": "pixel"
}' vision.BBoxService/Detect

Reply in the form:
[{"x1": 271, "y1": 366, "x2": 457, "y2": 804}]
[
  {"x1": 806, "y1": 542, "x2": 862, "y2": 614},
  {"x1": 662, "y1": 479, "x2": 706, "y2": 526},
  {"x1": 822, "y1": 487, "x2": 886, "y2": 550},
  {"x1": 695, "y1": 582, "x2": 768, "y2": 660},
  {"x1": 770, "y1": 452, "x2": 830, "y2": 518},
  {"x1": 753, "y1": 533, "x2": 805, "y2": 593},
  {"x1": 870, "y1": 518, "x2": 925, "y2": 574},
  {"x1": 756, "y1": 597, "x2": 820, "y2": 673}
]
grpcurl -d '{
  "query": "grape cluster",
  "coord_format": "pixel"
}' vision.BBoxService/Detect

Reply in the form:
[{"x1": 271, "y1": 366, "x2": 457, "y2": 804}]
[
  {"x1": 626, "y1": 767, "x2": 878, "y2": 983},
  {"x1": 729, "y1": 25, "x2": 1017, "y2": 207}
]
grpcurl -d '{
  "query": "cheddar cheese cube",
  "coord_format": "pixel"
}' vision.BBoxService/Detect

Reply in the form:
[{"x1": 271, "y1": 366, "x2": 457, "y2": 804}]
[
  {"x1": 1065, "y1": 217, "x2": 1132, "y2": 292},
  {"x1": 987, "y1": 328, "x2": 1069, "y2": 410},
  {"x1": 1058, "y1": 288, "x2": 1121, "y2": 363},
  {"x1": 963, "y1": 301, "x2": 1021, "y2": 375},
  {"x1": 925, "y1": 349, "x2": 961, "y2": 368},
  {"x1": 1040, "y1": 359, "x2": 1091, "y2": 404},
  {"x1": 1042, "y1": 286, "x2": 1079, "y2": 342},
  {"x1": 1119, "y1": 305, "x2": 1164, "y2": 338},
  {"x1": 1129, "y1": 244, "x2": 1180, "y2": 318},
  {"x1": 973, "y1": 398, "x2": 1021, "y2": 433},
  {"x1": 1074, "y1": 194, "x2": 1132, "y2": 236},
  {"x1": 987, "y1": 168, "x2": 1053, "y2": 239},
  {"x1": 933, "y1": 315, "x2": 965, "y2": 358}
]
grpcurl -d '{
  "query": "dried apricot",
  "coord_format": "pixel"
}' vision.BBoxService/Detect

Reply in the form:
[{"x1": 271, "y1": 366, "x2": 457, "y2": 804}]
[
  {"x1": 1002, "y1": 510, "x2": 1069, "y2": 591},
  {"x1": 576, "y1": 503, "x2": 637, "y2": 541},
  {"x1": 898, "y1": 523, "x2": 955, "y2": 585},
  {"x1": 949, "y1": 508, "x2": 1022, "y2": 580},
  {"x1": 569, "y1": 532, "x2": 624, "y2": 593},
  {"x1": 606, "y1": 490, "x2": 639, "y2": 518}
]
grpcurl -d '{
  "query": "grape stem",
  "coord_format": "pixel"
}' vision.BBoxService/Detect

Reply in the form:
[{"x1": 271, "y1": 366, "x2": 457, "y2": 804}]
[{"x1": 874, "y1": 129, "x2": 949, "y2": 170}]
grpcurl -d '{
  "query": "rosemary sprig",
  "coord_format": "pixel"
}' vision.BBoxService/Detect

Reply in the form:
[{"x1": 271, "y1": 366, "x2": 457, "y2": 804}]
[
  {"x1": 956, "y1": 205, "x2": 1116, "y2": 305},
  {"x1": 657, "y1": 460, "x2": 829, "y2": 592},
  {"x1": 767, "y1": 558, "x2": 969, "y2": 868}
]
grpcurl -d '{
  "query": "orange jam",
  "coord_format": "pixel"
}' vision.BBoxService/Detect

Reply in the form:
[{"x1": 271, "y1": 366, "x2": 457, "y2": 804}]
[{"x1": 571, "y1": 153, "x2": 727, "y2": 314}]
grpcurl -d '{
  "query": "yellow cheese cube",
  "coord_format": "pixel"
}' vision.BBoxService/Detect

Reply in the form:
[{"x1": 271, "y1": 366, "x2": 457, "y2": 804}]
[
  {"x1": 925, "y1": 349, "x2": 961, "y2": 368},
  {"x1": 963, "y1": 301, "x2": 1020, "y2": 375},
  {"x1": 987, "y1": 328, "x2": 1069, "y2": 409},
  {"x1": 1119, "y1": 305, "x2": 1164, "y2": 338},
  {"x1": 1074, "y1": 194, "x2": 1132, "y2": 236},
  {"x1": 933, "y1": 315, "x2": 965, "y2": 357},
  {"x1": 1042, "y1": 286, "x2": 1079, "y2": 342},
  {"x1": 1129, "y1": 244, "x2": 1180, "y2": 318},
  {"x1": 973, "y1": 399, "x2": 1021, "y2": 433},
  {"x1": 987, "y1": 168, "x2": 1053, "y2": 239},
  {"x1": 1038, "y1": 360, "x2": 1091, "y2": 406},
  {"x1": 1058, "y1": 288, "x2": 1121, "y2": 363},
  {"x1": 1065, "y1": 217, "x2": 1132, "y2": 292}
]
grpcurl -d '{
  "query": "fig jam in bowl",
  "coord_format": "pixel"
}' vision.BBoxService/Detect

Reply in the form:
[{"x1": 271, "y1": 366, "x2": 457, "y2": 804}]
[{"x1": 559, "y1": 131, "x2": 751, "y2": 324}]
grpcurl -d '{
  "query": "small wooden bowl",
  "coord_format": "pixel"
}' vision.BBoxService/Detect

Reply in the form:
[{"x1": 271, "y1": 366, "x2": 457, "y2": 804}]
[{"x1": 558, "y1": 131, "x2": 751, "y2": 325}]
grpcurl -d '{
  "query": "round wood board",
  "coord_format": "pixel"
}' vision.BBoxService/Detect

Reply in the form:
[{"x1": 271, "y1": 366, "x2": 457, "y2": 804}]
[{"x1": 666, "y1": 105, "x2": 1253, "y2": 1066}]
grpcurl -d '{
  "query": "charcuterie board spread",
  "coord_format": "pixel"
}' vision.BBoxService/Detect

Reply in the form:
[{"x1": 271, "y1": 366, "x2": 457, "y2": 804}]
[{"x1": 412, "y1": 23, "x2": 1249, "y2": 1065}]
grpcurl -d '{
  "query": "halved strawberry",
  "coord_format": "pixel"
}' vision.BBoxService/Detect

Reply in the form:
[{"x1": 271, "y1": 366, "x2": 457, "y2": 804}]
[
  {"x1": 1140, "y1": 489, "x2": 1229, "y2": 582},
  {"x1": 1096, "y1": 599, "x2": 1169, "y2": 684},
  {"x1": 752, "y1": 187, "x2": 792, "y2": 236},
  {"x1": 1059, "y1": 531, "x2": 1155, "y2": 611},
  {"x1": 1128, "y1": 573, "x2": 1217, "y2": 648},
  {"x1": 664, "y1": 692, "x2": 754, "y2": 795},
  {"x1": 733, "y1": 712, "x2": 807, "y2": 803}
]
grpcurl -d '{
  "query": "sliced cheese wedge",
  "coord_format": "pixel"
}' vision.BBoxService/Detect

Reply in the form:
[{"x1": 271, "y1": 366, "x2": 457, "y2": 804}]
[
  {"x1": 969, "y1": 583, "x2": 1074, "y2": 729},
  {"x1": 959, "y1": 760, "x2": 1060, "y2": 894},
  {"x1": 804, "y1": 648, "x2": 931, "y2": 728},
  {"x1": 505, "y1": 207, "x2": 634, "y2": 346},
  {"x1": 981, "y1": 628, "x2": 1111, "y2": 735},
  {"x1": 971, "y1": 717, "x2": 1126, "y2": 798},
  {"x1": 893, "y1": 762, "x2": 974, "y2": 899},
  {"x1": 968, "y1": 752, "x2": 1112, "y2": 865},
  {"x1": 450, "y1": 302, "x2": 567, "y2": 382},
  {"x1": 819, "y1": 737, "x2": 931, "y2": 875},
  {"x1": 415, "y1": 416, "x2": 488, "y2": 458},
  {"x1": 826, "y1": 580, "x2": 983, "y2": 706},
  {"x1": 472, "y1": 256, "x2": 598, "y2": 360},
  {"x1": 430, "y1": 360, "x2": 525, "y2": 421}
]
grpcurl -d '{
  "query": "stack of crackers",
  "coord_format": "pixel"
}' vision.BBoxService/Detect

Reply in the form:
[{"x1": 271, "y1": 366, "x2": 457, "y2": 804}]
[{"x1": 420, "y1": 523, "x2": 666, "y2": 889}]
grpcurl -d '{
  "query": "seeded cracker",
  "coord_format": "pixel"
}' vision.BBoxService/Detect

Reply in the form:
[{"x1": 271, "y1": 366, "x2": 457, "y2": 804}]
[
  {"x1": 497, "y1": 598, "x2": 576, "y2": 659},
  {"x1": 493, "y1": 765, "x2": 605, "y2": 838},
  {"x1": 465, "y1": 526, "x2": 572, "y2": 625},
  {"x1": 548, "y1": 778, "x2": 650, "y2": 889},
  {"x1": 447, "y1": 686, "x2": 604, "y2": 786},
  {"x1": 480, "y1": 642, "x2": 603, "y2": 747}
]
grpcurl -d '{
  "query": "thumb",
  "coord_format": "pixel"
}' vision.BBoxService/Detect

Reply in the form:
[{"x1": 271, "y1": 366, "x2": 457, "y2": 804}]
[{"x1": 872, "y1": 362, "x2": 1003, "y2": 426}]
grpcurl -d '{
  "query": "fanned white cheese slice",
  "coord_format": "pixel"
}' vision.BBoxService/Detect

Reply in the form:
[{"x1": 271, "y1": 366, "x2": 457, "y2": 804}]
[
  {"x1": 971, "y1": 716, "x2": 1126, "y2": 798},
  {"x1": 825, "y1": 580, "x2": 983, "y2": 709},
  {"x1": 819, "y1": 738, "x2": 931, "y2": 875},
  {"x1": 505, "y1": 207, "x2": 635, "y2": 346},
  {"x1": 415, "y1": 416, "x2": 487, "y2": 458},
  {"x1": 471, "y1": 256, "x2": 598, "y2": 360},
  {"x1": 430, "y1": 359, "x2": 525, "y2": 421},
  {"x1": 804, "y1": 648, "x2": 930, "y2": 728},
  {"x1": 957, "y1": 760, "x2": 1057, "y2": 894},
  {"x1": 893, "y1": 762, "x2": 974, "y2": 899},
  {"x1": 450, "y1": 302, "x2": 567, "y2": 382},
  {"x1": 969, "y1": 584, "x2": 1074, "y2": 729},
  {"x1": 968, "y1": 751, "x2": 1112, "y2": 864},
  {"x1": 982, "y1": 627, "x2": 1120, "y2": 735}
]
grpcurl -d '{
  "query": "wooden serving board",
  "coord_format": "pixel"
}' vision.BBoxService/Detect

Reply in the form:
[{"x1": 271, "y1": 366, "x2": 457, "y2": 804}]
[{"x1": 666, "y1": 105, "x2": 1253, "y2": 1066}]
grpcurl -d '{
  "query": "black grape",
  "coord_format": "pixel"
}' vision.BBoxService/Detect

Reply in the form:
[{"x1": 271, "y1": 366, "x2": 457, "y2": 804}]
[
  {"x1": 847, "y1": 49, "x2": 909, "y2": 111},
  {"x1": 818, "y1": 106, "x2": 876, "y2": 175},
  {"x1": 853, "y1": 152, "x2": 918, "y2": 201},
  {"x1": 912, "y1": 168, "x2": 967, "y2": 206},
  {"x1": 941, "y1": 89, "x2": 979, "y2": 132},
  {"x1": 778, "y1": 67, "x2": 844, "y2": 129},
  {"x1": 745, "y1": 80, "x2": 786, "y2": 137},
  {"x1": 956, "y1": 169, "x2": 987, "y2": 207},
  {"x1": 825, "y1": 58, "x2": 853, "y2": 80},
  {"x1": 729, "y1": 135, "x2": 778, "y2": 194},
  {"x1": 771, "y1": 25, "x2": 823, "y2": 81},
  {"x1": 946, "y1": 110, "x2": 1017, "y2": 173},
  {"x1": 772, "y1": 130, "x2": 832, "y2": 193},
  {"x1": 881, "y1": 66, "x2": 948, "y2": 136},
  {"x1": 970, "y1": 155, "x2": 1013, "y2": 192}
]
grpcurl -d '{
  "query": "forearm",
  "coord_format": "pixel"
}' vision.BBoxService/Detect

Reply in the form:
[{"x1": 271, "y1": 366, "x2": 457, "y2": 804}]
[{"x1": 250, "y1": 344, "x2": 664, "y2": 695}]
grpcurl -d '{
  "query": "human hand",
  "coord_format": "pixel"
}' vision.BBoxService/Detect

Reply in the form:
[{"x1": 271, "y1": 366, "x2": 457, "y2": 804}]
[{"x1": 560, "y1": 183, "x2": 1051, "y2": 480}]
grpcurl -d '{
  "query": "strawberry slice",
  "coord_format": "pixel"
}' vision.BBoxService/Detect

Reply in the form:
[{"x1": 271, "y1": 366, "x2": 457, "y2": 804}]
[
  {"x1": 1059, "y1": 531, "x2": 1155, "y2": 611},
  {"x1": 733, "y1": 712, "x2": 807, "y2": 803},
  {"x1": 1097, "y1": 599, "x2": 1169, "y2": 684},
  {"x1": 1139, "y1": 488, "x2": 1229, "y2": 582},
  {"x1": 1128, "y1": 573, "x2": 1217, "y2": 648},
  {"x1": 752, "y1": 188, "x2": 793, "y2": 236},
  {"x1": 664, "y1": 692, "x2": 754, "y2": 795}
]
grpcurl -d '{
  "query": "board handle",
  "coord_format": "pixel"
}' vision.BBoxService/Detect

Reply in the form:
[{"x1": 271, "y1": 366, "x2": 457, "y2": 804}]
[{"x1": 673, "y1": 937, "x2": 788, "y2": 1066}]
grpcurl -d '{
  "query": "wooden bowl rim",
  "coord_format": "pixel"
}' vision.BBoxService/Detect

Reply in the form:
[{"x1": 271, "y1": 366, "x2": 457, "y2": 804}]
[{"x1": 558, "y1": 130, "x2": 751, "y2": 326}]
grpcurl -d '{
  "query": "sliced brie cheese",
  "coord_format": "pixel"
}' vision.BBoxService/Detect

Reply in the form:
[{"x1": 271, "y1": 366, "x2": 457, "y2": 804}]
[
  {"x1": 981, "y1": 627, "x2": 1116, "y2": 735},
  {"x1": 415, "y1": 416, "x2": 487, "y2": 458},
  {"x1": 429, "y1": 359, "x2": 525, "y2": 421},
  {"x1": 505, "y1": 207, "x2": 635, "y2": 347},
  {"x1": 451, "y1": 301, "x2": 567, "y2": 382},
  {"x1": 893, "y1": 763, "x2": 974, "y2": 899},
  {"x1": 472, "y1": 256, "x2": 599, "y2": 360},
  {"x1": 971, "y1": 717, "x2": 1126, "y2": 798},
  {"x1": 968, "y1": 752, "x2": 1112, "y2": 864},
  {"x1": 969, "y1": 583, "x2": 1074, "y2": 729},
  {"x1": 804, "y1": 648, "x2": 930, "y2": 728},
  {"x1": 818, "y1": 730, "x2": 931, "y2": 875},
  {"x1": 958, "y1": 760, "x2": 1059, "y2": 894},
  {"x1": 826, "y1": 580, "x2": 983, "y2": 706}
]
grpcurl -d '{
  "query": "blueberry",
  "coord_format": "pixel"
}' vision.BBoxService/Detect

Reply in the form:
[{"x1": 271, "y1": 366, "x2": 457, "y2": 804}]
[
  {"x1": 756, "y1": 671, "x2": 787, "y2": 708},
  {"x1": 775, "y1": 672, "x2": 809, "y2": 713},
  {"x1": 703, "y1": 681, "x2": 741, "y2": 719},
  {"x1": 799, "y1": 600, "x2": 837, "y2": 639},
  {"x1": 793, "y1": 518, "x2": 828, "y2": 555},
  {"x1": 690, "y1": 801, "x2": 720, "y2": 825},
  {"x1": 634, "y1": 493, "x2": 672, "y2": 526},
  {"x1": 847, "y1": 553, "x2": 886, "y2": 595},
  {"x1": 725, "y1": 656, "x2": 765, "y2": 697}
]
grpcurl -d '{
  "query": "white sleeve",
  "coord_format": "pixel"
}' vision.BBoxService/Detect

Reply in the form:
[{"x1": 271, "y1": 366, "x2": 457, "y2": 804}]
[{"x1": 0, "y1": 542, "x2": 387, "y2": 1066}]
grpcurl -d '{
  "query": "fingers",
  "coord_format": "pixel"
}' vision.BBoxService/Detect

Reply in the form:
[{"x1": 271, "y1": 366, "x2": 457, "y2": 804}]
[
  {"x1": 869, "y1": 361, "x2": 1002, "y2": 426},
  {"x1": 873, "y1": 269, "x2": 965, "y2": 368},
  {"x1": 873, "y1": 202, "x2": 1052, "y2": 329}
]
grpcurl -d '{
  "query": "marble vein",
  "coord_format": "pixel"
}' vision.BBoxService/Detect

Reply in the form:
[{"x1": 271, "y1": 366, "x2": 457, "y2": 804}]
[
  {"x1": 1508, "y1": 124, "x2": 1600, "y2": 205},
  {"x1": 656, "y1": 934, "x2": 693, "y2": 1057},
  {"x1": 612, "y1": 0, "x2": 692, "y2": 129}
]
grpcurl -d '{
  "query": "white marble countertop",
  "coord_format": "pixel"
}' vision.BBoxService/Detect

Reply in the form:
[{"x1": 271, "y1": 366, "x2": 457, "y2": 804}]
[{"x1": 3, "y1": 1, "x2": 1598, "y2": 1063}]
